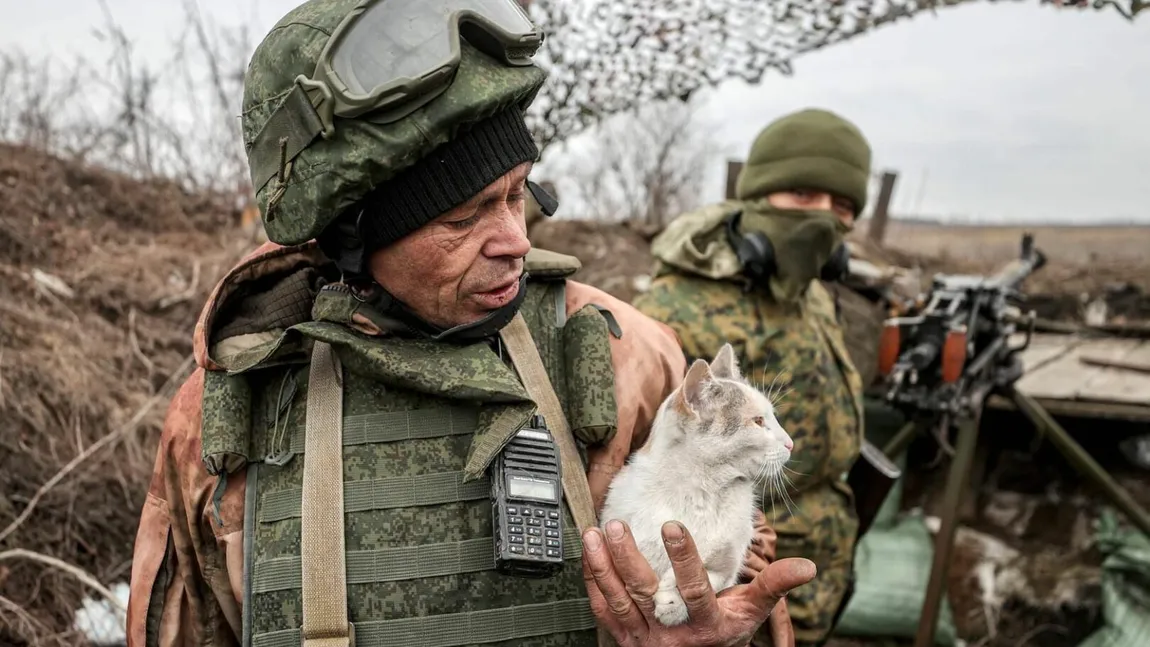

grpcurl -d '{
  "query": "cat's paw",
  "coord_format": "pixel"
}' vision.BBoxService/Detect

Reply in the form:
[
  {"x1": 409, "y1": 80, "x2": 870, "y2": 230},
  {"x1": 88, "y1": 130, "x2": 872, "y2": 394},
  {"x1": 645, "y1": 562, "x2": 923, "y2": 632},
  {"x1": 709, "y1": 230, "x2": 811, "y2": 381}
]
[{"x1": 653, "y1": 589, "x2": 690, "y2": 626}]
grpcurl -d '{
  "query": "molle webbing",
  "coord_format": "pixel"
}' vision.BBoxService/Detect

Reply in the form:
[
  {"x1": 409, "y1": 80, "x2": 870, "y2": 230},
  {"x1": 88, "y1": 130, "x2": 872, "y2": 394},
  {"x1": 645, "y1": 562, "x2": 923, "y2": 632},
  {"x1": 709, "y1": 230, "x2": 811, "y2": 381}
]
[
  {"x1": 243, "y1": 272, "x2": 613, "y2": 647},
  {"x1": 252, "y1": 598, "x2": 597, "y2": 647},
  {"x1": 286, "y1": 407, "x2": 479, "y2": 454},
  {"x1": 259, "y1": 470, "x2": 490, "y2": 524},
  {"x1": 253, "y1": 526, "x2": 584, "y2": 593}
]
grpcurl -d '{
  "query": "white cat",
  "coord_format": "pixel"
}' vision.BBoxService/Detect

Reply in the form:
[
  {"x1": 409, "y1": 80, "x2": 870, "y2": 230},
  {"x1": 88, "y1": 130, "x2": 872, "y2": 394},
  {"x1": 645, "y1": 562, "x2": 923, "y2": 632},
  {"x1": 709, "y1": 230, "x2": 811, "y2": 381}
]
[{"x1": 598, "y1": 343, "x2": 793, "y2": 627}]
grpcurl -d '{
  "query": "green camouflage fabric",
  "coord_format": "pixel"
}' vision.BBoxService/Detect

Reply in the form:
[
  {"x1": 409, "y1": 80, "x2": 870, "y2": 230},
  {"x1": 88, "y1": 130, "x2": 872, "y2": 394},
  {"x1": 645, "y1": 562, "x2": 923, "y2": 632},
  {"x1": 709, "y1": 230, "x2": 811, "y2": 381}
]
[
  {"x1": 634, "y1": 206, "x2": 864, "y2": 647},
  {"x1": 198, "y1": 249, "x2": 617, "y2": 647},
  {"x1": 240, "y1": 0, "x2": 547, "y2": 245}
]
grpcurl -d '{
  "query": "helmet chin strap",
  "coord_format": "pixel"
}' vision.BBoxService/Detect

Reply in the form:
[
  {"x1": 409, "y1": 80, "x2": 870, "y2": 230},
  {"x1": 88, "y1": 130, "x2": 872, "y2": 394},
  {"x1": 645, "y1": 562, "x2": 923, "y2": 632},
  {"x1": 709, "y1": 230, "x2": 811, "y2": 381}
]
[
  {"x1": 361, "y1": 272, "x2": 530, "y2": 344},
  {"x1": 316, "y1": 207, "x2": 533, "y2": 345}
]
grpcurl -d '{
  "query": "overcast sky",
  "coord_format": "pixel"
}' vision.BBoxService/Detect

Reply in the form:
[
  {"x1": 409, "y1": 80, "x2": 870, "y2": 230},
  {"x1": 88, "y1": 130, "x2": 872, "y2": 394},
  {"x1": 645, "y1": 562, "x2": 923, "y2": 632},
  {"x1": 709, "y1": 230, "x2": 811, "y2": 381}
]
[{"x1": 1, "y1": 0, "x2": 1147, "y2": 224}]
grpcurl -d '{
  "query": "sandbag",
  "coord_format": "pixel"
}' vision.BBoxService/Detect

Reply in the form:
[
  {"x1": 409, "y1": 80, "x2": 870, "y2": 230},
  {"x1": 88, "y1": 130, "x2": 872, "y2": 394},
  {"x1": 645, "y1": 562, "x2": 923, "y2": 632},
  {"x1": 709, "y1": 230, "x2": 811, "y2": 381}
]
[
  {"x1": 1078, "y1": 508, "x2": 1150, "y2": 647},
  {"x1": 833, "y1": 513, "x2": 959, "y2": 646},
  {"x1": 836, "y1": 397, "x2": 957, "y2": 645}
]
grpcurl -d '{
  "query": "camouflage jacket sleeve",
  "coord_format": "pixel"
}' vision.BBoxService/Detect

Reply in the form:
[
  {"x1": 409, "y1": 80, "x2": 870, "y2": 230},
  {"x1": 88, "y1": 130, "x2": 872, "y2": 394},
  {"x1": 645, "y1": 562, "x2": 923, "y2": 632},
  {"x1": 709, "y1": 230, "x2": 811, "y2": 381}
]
[
  {"x1": 564, "y1": 281, "x2": 687, "y2": 513},
  {"x1": 126, "y1": 368, "x2": 246, "y2": 647}
]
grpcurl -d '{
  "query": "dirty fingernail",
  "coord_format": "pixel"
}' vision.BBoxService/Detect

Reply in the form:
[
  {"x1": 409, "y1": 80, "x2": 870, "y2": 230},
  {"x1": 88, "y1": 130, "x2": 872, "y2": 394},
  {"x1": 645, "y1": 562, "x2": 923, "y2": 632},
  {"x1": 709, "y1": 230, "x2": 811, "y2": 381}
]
[
  {"x1": 583, "y1": 529, "x2": 602, "y2": 552},
  {"x1": 663, "y1": 521, "x2": 684, "y2": 545},
  {"x1": 606, "y1": 520, "x2": 625, "y2": 540}
]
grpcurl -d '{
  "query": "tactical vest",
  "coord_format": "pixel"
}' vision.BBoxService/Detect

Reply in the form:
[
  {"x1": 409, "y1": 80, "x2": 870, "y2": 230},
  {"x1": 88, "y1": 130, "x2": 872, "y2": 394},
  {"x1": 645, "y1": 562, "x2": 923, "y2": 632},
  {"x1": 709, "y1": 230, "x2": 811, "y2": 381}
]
[{"x1": 200, "y1": 251, "x2": 619, "y2": 647}]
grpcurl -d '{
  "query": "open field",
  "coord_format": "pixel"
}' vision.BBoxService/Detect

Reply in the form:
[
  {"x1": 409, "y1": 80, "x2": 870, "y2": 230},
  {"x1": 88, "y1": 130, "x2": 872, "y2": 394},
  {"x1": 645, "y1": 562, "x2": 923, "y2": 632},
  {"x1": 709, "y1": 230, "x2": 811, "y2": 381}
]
[{"x1": 862, "y1": 218, "x2": 1150, "y2": 264}]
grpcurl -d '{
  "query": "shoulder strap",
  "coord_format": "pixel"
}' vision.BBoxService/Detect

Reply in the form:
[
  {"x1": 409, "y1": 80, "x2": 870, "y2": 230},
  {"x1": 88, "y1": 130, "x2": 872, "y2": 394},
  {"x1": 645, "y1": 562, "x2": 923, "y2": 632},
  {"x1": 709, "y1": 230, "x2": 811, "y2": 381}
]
[
  {"x1": 499, "y1": 313, "x2": 599, "y2": 533},
  {"x1": 300, "y1": 340, "x2": 354, "y2": 647},
  {"x1": 501, "y1": 313, "x2": 615, "y2": 647}
]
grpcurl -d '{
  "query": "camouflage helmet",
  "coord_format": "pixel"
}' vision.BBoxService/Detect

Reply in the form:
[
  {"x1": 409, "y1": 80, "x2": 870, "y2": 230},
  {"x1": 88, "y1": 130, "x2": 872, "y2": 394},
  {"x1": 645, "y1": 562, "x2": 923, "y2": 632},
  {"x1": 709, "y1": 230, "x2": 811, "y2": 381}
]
[{"x1": 240, "y1": 0, "x2": 549, "y2": 246}]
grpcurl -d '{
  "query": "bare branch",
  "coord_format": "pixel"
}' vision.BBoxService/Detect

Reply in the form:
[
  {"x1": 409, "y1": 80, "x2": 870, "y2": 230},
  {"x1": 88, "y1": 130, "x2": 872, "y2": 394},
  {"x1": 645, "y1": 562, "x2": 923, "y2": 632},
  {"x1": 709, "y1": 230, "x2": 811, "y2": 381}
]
[{"x1": 558, "y1": 99, "x2": 720, "y2": 225}]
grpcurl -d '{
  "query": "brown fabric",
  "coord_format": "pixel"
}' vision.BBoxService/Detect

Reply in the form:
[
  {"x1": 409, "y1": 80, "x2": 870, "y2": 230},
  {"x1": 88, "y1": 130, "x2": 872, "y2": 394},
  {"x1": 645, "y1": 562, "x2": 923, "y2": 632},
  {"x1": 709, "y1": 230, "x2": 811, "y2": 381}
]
[
  {"x1": 212, "y1": 266, "x2": 320, "y2": 342},
  {"x1": 300, "y1": 341, "x2": 351, "y2": 646},
  {"x1": 126, "y1": 242, "x2": 688, "y2": 647}
]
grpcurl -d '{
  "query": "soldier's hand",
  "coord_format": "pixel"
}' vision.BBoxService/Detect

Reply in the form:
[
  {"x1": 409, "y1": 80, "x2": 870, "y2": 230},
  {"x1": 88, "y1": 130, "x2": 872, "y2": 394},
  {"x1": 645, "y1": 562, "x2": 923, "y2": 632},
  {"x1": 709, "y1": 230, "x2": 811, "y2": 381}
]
[
  {"x1": 740, "y1": 509, "x2": 777, "y2": 583},
  {"x1": 582, "y1": 519, "x2": 816, "y2": 647}
]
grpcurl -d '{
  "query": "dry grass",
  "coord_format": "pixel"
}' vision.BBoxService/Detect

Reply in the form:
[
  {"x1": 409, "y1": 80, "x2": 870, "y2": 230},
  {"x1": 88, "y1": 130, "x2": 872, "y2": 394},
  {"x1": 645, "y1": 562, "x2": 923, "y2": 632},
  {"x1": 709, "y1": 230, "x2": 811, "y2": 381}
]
[
  {"x1": 854, "y1": 221, "x2": 1150, "y2": 294},
  {"x1": 0, "y1": 142, "x2": 255, "y2": 647}
]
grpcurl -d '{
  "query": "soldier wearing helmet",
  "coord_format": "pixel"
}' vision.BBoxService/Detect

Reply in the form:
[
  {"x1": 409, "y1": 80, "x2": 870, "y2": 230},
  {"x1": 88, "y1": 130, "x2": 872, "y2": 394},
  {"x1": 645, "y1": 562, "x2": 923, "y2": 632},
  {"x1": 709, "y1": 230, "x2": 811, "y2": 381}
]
[
  {"x1": 124, "y1": 2, "x2": 815, "y2": 646},
  {"x1": 633, "y1": 108, "x2": 873, "y2": 647}
]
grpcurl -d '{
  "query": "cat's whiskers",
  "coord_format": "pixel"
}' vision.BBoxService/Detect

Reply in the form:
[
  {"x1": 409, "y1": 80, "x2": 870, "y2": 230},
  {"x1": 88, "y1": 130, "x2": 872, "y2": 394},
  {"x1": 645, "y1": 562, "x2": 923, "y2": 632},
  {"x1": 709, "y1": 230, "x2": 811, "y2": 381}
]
[
  {"x1": 771, "y1": 470, "x2": 798, "y2": 518},
  {"x1": 769, "y1": 384, "x2": 795, "y2": 408},
  {"x1": 782, "y1": 465, "x2": 809, "y2": 478}
]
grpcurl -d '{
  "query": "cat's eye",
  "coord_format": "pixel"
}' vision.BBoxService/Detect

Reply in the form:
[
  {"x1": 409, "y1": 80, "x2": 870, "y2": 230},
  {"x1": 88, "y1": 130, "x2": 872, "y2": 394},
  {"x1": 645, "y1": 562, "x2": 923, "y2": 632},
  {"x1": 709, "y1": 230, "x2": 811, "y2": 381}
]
[{"x1": 752, "y1": 416, "x2": 765, "y2": 427}]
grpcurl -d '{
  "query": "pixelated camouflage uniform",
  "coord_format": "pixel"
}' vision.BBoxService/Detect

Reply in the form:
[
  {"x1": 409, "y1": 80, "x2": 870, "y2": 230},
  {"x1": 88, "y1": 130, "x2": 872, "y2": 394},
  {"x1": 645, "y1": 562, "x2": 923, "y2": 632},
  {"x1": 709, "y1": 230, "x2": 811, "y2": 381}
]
[{"x1": 633, "y1": 109, "x2": 872, "y2": 647}]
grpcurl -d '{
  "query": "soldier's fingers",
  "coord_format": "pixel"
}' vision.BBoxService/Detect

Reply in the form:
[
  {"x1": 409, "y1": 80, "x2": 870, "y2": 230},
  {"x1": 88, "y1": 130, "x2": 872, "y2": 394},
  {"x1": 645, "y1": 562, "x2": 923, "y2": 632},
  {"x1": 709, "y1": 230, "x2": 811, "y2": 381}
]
[
  {"x1": 661, "y1": 521, "x2": 721, "y2": 627},
  {"x1": 581, "y1": 535, "x2": 628, "y2": 640},
  {"x1": 602, "y1": 520, "x2": 660, "y2": 618},
  {"x1": 741, "y1": 552, "x2": 769, "y2": 580},
  {"x1": 582, "y1": 527, "x2": 649, "y2": 638},
  {"x1": 745, "y1": 558, "x2": 816, "y2": 618},
  {"x1": 769, "y1": 598, "x2": 794, "y2": 647}
]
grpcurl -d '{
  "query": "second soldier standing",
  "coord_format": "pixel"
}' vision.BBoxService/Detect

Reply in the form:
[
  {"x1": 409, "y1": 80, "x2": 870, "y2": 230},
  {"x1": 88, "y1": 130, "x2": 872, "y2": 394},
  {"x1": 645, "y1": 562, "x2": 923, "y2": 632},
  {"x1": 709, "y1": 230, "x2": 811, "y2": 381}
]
[{"x1": 633, "y1": 108, "x2": 873, "y2": 647}]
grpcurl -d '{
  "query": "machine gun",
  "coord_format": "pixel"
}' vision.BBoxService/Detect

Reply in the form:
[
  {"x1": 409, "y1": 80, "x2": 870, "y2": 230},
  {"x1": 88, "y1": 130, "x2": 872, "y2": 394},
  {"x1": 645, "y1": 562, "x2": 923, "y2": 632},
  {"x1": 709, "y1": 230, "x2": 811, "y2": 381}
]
[
  {"x1": 871, "y1": 234, "x2": 1047, "y2": 647},
  {"x1": 877, "y1": 233, "x2": 1047, "y2": 434}
]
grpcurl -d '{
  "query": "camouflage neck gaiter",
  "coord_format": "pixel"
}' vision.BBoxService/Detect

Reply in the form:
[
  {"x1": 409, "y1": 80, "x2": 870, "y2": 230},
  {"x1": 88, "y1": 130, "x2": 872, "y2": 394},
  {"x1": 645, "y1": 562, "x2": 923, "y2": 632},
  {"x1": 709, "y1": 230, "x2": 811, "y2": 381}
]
[{"x1": 739, "y1": 201, "x2": 848, "y2": 304}]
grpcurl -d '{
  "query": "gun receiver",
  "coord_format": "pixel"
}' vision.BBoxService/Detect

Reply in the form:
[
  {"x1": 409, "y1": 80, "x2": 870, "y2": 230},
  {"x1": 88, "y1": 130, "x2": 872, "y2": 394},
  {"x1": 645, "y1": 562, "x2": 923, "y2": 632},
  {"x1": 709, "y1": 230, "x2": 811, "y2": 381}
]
[{"x1": 877, "y1": 233, "x2": 1047, "y2": 421}]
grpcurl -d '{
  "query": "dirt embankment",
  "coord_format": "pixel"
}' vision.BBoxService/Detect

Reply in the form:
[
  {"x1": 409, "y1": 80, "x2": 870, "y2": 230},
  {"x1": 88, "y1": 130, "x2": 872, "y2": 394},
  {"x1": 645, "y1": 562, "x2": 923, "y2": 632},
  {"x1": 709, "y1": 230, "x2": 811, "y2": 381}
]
[{"x1": 0, "y1": 142, "x2": 255, "y2": 646}]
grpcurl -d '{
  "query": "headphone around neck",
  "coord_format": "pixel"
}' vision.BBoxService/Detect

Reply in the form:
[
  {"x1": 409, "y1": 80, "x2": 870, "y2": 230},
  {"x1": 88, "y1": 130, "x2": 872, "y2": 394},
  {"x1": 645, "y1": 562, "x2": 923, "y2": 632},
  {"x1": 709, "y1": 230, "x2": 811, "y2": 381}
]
[{"x1": 723, "y1": 210, "x2": 851, "y2": 286}]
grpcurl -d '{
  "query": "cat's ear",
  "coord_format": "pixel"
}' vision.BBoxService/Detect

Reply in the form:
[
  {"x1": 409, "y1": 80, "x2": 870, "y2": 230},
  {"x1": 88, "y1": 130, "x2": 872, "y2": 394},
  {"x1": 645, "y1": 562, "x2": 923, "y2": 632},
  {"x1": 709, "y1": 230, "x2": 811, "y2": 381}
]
[
  {"x1": 710, "y1": 343, "x2": 741, "y2": 380},
  {"x1": 676, "y1": 358, "x2": 714, "y2": 415}
]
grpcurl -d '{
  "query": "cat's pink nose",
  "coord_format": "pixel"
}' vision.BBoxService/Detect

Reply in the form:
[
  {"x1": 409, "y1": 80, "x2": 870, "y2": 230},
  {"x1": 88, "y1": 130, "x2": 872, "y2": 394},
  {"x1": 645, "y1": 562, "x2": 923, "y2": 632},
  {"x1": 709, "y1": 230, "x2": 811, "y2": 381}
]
[{"x1": 783, "y1": 438, "x2": 793, "y2": 451}]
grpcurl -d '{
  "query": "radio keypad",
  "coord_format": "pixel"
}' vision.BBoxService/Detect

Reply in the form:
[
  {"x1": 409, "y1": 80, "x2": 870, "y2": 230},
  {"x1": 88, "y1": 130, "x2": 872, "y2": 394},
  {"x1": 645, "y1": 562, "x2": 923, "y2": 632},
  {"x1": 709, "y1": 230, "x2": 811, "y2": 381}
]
[{"x1": 505, "y1": 504, "x2": 562, "y2": 560}]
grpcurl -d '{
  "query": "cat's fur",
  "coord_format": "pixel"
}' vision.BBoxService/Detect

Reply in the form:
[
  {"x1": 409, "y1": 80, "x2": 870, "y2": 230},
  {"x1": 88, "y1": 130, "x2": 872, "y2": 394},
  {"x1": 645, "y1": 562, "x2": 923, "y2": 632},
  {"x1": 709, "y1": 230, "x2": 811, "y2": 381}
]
[{"x1": 598, "y1": 343, "x2": 793, "y2": 626}]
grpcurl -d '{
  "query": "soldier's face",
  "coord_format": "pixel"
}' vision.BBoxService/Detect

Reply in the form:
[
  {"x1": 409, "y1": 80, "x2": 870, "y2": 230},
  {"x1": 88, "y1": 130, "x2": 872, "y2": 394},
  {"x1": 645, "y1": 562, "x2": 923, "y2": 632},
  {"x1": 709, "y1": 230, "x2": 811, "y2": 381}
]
[
  {"x1": 768, "y1": 189, "x2": 856, "y2": 228},
  {"x1": 367, "y1": 162, "x2": 533, "y2": 329}
]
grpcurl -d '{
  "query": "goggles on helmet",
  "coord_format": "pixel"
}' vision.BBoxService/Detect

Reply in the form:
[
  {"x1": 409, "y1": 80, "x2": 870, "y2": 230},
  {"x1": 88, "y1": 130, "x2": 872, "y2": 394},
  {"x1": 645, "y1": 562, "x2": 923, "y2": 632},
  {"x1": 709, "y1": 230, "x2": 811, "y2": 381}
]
[{"x1": 249, "y1": 0, "x2": 543, "y2": 194}]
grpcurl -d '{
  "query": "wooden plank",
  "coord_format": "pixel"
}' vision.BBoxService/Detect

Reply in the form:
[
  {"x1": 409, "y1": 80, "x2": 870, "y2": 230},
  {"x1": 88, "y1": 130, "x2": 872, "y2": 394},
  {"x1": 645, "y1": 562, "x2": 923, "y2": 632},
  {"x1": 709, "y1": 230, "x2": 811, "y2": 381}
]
[
  {"x1": 986, "y1": 394, "x2": 1150, "y2": 423},
  {"x1": 1007, "y1": 335, "x2": 1150, "y2": 407},
  {"x1": 1013, "y1": 335, "x2": 1079, "y2": 373},
  {"x1": 725, "y1": 160, "x2": 744, "y2": 200},
  {"x1": 1012, "y1": 337, "x2": 1097, "y2": 400},
  {"x1": 1075, "y1": 340, "x2": 1150, "y2": 405}
]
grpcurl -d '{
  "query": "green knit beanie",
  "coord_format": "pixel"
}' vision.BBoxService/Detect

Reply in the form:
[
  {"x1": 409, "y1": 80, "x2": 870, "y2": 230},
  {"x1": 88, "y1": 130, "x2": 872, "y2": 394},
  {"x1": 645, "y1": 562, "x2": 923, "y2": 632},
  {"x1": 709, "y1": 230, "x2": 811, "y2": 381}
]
[{"x1": 734, "y1": 108, "x2": 872, "y2": 214}]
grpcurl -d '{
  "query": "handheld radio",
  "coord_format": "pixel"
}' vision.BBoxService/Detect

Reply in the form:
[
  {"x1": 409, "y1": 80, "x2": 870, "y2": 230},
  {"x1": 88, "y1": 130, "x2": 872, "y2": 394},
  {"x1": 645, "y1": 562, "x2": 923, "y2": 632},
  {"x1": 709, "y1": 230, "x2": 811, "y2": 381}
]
[{"x1": 491, "y1": 414, "x2": 565, "y2": 578}]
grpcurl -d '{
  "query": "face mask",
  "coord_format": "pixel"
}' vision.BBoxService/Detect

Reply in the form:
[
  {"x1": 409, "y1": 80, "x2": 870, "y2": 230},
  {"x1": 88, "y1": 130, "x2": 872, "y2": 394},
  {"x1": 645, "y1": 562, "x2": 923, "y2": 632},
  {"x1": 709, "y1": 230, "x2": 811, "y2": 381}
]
[{"x1": 724, "y1": 203, "x2": 850, "y2": 304}]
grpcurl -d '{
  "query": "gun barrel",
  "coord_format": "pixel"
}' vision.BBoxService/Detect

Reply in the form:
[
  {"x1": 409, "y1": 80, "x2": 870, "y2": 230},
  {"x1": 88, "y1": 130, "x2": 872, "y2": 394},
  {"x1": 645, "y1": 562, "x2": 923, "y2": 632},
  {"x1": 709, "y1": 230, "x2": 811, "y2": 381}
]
[{"x1": 988, "y1": 242, "x2": 1046, "y2": 290}]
